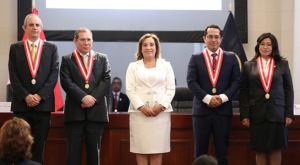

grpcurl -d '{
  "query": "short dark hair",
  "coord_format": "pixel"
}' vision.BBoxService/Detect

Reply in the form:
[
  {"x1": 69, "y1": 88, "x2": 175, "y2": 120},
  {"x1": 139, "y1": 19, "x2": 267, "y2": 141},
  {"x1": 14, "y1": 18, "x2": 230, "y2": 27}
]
[
  {"x1": 253, "y1": 33, "x2": 283, "y2": 60},
  {"x1": 74, "y1": 27, "x2": 93, "y2": 40},
  {"x1": 204, "y1": 24, "x2": 222, "y2": 37},
  {"x1": 112, "y1": 77, "x2": 122, "y2": 85},
  {"x1": 192, "y1": 155, "x2": 218, "y2": 165}
]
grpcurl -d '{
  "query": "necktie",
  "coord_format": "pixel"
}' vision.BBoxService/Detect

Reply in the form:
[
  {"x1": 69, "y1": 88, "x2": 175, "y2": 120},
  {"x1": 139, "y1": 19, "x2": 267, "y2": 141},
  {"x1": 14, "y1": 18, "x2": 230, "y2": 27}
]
[
  {"x1": 81, "y1": 54, "x2": 88, "y2": 70},
  {"x1": 114, "y1": 93, "x2": 118, "y2": 109},
  {"x1": 31, "y1": 44, "x2": 36, "y2": 63},
  {"x1": 211, "y1": 53, "x2": 217, "y2": 71}
]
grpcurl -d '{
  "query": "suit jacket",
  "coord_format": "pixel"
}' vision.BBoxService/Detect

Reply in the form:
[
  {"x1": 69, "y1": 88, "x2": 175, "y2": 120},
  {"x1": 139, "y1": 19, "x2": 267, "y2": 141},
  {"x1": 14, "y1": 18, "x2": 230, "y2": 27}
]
[
  {"x1": 8, "y1": 41, "x2": 59, "y2": 112},
  {"x1": 110, "y1": 92, "x2": 130, "y2": 112},
  {"x1": 126, "y1": 59, "x2": 175, "y2": 112},
  {"x1": 0, "y1": 159, "x2": 41, "y2": 165},
  {"x1": 239, "y1": 58, "x2": 294, "y2": 124},
  {"x1": 187, "y1": 50, "x2": 241, "y2": 116},
  {"x1": 60, "y1": 51, "x2": 111, "y2": 123}
]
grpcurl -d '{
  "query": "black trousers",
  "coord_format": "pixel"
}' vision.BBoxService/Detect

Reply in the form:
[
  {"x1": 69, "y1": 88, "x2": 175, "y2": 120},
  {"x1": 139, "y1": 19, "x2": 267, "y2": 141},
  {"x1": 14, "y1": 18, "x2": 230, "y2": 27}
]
[
  {"x1": 64, "y1": 119, "x2": 105, "y2": 165},
  {"x1": 193, "y1": 110, "x2": 232, "y2": 165},
  {"x1": 14, "y1": 111, "x2": 51, "y2": 165}
]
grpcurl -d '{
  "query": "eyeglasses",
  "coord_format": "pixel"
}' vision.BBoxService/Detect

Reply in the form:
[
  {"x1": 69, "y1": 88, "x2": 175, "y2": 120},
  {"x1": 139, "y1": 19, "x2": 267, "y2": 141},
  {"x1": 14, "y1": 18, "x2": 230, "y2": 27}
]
[
  {"x1": 206, "y1": 35, "x2": 221, "y2": 40},
  {"x1": 77, "y1": 39, "x2": 93, "y2": 43},
  {"x1": 259, "y1": 43, "x2": 272, "y2": 47}
]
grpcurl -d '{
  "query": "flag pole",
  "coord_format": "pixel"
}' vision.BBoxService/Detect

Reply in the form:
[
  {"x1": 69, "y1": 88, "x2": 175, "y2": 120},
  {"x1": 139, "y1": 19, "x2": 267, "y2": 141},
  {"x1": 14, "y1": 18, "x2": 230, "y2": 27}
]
[
  {"x1": 32, "y1": 0, "x2": 35, "y2": 9},
  {"x1": 229, "y1": 2, "x2": 232, "y2": 11}
]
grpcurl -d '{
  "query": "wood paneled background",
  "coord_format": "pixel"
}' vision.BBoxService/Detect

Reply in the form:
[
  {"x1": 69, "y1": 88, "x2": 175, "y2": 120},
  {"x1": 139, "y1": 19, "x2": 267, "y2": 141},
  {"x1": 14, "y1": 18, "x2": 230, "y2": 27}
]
[{"x1": 0, "y1": 113, "x2": 299, "y2": 165}]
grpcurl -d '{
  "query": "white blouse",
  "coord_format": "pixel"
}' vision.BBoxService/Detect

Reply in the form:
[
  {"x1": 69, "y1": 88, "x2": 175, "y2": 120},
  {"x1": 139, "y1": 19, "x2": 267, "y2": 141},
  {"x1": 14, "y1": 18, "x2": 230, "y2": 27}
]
[
  {"x1": 145, "y1": 67, "x2": 156, "y2": 86},
  {"x1": 261, "y1": 57, "x2": 271, "y2": 79}
]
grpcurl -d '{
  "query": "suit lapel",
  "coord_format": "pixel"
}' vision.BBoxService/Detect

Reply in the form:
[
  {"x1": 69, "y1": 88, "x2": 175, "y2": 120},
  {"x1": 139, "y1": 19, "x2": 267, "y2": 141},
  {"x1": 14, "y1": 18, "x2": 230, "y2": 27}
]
[
  {"x1": 200, "y1": 52, "x2": 210, "y2": 79},
  {"x1": 42, "y1": 41, "x2": 46, "y2": 51},
  {"x1": 39, "y1": 42, "x2": 46, "y2": 62},
  {"x1": 70, "y1": 52, "x2": 87, "y2": 84},
  {"x1": 154, "y1": 59, "x2": 165, "y2": 87},
  {"x1": 118, "y1": 93, "x2": 123, "y2": 105},
  {"x1": 20, "y1": 42, "x2": 26, "y2": 57},
  {"x1": 253, "y1": 59, "x2": 264, "y2": 88},
  {"x1": 71, "y1": 52, "x2": 79, "y2": 67}
]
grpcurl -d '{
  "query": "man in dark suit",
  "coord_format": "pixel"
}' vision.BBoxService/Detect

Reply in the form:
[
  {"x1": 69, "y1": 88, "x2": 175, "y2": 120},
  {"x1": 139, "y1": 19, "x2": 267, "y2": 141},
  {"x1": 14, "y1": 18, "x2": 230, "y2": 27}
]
[
  {"x1": 186, "y1": 24, "x2": 241, "y2": 165},
  {"x1": 60, "y1": 27, "x2": 111, "y2": 165},
  {"x1": 110, "y1": 77, "x2": 130, "y2": 112},
  {"x1": 8, "y1": 14, "x2": 59, "y2": 165}
]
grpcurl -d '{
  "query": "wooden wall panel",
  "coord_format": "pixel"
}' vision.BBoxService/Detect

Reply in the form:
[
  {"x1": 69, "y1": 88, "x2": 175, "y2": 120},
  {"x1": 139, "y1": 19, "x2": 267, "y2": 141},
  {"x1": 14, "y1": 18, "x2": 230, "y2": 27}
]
[
  {"x1": 119, "y1": 140, "x2": 135, "y2": 165},
  {"x1": 227, "y1": 140, "x2": 256, "y2": 165},
  {"x1": 163, "y1": 140, "x2": 191, "y2": 165}
]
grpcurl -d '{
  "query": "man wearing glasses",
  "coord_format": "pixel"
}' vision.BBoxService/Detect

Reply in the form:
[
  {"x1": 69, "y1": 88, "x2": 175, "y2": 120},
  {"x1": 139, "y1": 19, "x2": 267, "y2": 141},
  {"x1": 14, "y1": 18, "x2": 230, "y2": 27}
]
[
  {"x1": 110, "y1": 77, "x2": 130, "y2": 112},
  {"x1": 60, "y1": 27, "x2": 111, "y2": 165},
  {"x1": 186, "y1": 24, "x2": 241, "y2": 165}
]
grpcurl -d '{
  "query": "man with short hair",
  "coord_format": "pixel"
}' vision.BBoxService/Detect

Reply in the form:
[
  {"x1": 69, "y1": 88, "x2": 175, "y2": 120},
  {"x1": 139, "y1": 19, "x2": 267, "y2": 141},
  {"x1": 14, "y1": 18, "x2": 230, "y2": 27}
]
[
  {"x1": 60, "y1": 27, "x2": 111, "y2": 165},
  {"x1": 187, "y1": 24, "x2": 241, "y2": 165},
  {"x1": 110, "y1": 77, "x2": 130, "y2": 112},
  {"x1": 8, "y1": 14, "x2": 59, "y2": 165}
]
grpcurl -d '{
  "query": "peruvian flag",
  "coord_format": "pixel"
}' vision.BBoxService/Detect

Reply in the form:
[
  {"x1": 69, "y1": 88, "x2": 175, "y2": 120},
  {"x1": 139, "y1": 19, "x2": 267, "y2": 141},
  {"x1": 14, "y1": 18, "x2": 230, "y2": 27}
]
[{"x1": 23, "y1": 8, "x2": 64, "y2": 111}]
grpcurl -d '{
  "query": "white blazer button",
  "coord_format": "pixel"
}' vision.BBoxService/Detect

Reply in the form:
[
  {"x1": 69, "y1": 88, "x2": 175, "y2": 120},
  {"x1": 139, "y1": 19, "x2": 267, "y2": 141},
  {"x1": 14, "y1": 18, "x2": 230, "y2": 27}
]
[
  {"x1": 147, "y1": 91, "x2": 151, "y2": 95},
  {"x1": 153, "y1": 91, "x2": 157, "y2": 94}
]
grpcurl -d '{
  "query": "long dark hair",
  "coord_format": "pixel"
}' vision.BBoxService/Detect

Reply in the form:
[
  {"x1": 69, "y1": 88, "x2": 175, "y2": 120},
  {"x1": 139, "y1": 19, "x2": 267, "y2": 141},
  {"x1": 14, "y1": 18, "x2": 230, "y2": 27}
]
[{"x1": 253, "y1": 33, "x2": 284, "y2": 60}]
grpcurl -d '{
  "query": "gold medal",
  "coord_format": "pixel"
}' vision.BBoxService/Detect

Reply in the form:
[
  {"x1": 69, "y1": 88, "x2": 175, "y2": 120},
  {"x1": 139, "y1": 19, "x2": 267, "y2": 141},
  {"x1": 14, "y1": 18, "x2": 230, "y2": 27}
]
[
  {"x1": 265, "y1": 93, "x2": 270, "y2": 99},
  {"x1": 85, "y1": 83, "x2": 89, "y2": 89},
  {"x1": 212, "y1": 87, "x2": 216, "y2": 94},
  {"x1": 114, "y1": 109, "x2": 117, "y2": 112},
  {"x1": 31, "y1": 78, "x2": 36, "y2": 85}
]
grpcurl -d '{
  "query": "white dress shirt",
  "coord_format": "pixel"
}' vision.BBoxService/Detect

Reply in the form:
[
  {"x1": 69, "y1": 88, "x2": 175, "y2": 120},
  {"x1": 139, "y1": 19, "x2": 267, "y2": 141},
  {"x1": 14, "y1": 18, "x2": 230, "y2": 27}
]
[
  {"x1": 28, "y1": 38, "x2": 40, "y2": 52},
  {"x1": 261, "y1": 57, "x2": 271, "y2": 79}
]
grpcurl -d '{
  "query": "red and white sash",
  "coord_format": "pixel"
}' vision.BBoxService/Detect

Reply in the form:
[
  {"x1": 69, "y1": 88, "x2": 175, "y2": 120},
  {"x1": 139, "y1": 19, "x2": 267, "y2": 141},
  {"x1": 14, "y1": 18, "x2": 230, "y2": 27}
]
[
  {"x1": 24, "y1": 39, "x2": 43, "y2": 79},
  {"x1": 203, "y1": 48, "x2": 224, "y2": 88},
  {"x1": 257, "y1": 56, "x2": 274, "y2": 94},
  {"x1": 73, "y1": 49, "x2": 94, "y2": 83}
]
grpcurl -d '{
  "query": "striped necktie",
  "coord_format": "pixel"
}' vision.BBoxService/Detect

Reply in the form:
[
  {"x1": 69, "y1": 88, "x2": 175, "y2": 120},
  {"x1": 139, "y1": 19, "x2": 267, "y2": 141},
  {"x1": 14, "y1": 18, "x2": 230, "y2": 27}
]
[{"x1": 211, "y1": 53, "x2": 217, "y2": 71}]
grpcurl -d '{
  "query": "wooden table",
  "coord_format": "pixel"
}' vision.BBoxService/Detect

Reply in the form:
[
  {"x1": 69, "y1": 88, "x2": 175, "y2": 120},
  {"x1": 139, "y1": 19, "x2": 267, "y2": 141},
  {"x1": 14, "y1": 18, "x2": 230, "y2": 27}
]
[{"x1": 0, "y1": 112, "x2": 299, "y2": 165}]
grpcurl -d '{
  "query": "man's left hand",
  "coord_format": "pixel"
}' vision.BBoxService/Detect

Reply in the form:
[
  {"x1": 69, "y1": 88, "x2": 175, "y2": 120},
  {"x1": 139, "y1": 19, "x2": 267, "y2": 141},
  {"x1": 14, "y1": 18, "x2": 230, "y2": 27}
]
[
  {"x1": 285, "y1": 117, "x2": 293, "y2": 127},
  {"x1": 33, "y1": 94, "x2": 42, "y2": 102}
]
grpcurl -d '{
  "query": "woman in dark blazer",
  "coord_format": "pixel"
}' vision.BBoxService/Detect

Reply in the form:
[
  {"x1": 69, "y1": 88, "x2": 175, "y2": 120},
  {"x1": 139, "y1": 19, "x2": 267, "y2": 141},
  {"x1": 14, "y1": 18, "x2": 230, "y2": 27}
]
[{"x1": 240, "y1": 33, "x2": 294, "y2": 165}]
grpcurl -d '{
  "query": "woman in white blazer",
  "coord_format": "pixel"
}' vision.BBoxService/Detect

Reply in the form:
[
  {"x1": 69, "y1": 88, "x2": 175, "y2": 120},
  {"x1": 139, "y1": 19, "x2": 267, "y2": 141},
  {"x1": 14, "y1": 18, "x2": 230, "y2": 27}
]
[{"x1": 126, "y1": 33, "x2": 175, "y2": 165}]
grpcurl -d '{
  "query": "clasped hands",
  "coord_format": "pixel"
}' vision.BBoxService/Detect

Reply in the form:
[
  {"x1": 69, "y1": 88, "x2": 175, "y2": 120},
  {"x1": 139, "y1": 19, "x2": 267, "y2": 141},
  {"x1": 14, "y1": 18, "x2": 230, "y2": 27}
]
[
  {"x1": 81, "y1": 95, "x2": 97, "y2": 108},
  {"x1": 208, "y1": 95, "x2": 222, "y2": 108},
  {"x1": 141, "y1": 105, "x2": 163, "y2": 117},
  {"x1": 25, "y1": 94, "x2": 41, "y2": 107}
]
